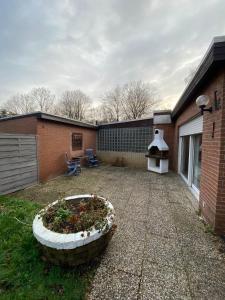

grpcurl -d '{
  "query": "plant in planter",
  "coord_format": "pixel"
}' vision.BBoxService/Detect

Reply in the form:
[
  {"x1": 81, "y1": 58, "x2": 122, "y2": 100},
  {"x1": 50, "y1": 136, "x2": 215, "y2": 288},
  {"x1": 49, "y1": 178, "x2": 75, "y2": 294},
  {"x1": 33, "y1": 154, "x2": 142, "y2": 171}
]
[{"x1": 33, "y1": 194, "x2": 116, "y2": 266}]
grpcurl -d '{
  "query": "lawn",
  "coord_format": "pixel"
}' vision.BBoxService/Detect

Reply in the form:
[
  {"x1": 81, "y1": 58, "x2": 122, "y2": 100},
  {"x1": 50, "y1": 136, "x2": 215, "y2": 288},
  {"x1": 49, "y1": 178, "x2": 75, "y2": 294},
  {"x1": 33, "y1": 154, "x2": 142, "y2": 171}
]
[{"x1": 0, "y1": 196, "x2": 96, "y2": 300}]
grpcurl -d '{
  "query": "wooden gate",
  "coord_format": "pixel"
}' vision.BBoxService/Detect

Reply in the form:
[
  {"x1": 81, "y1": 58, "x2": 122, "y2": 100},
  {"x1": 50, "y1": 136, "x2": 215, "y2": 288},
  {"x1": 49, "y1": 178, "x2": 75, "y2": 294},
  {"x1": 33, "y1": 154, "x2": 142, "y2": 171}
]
[{"x1": 0, "y1": 134, "x2": 38, "y2": 195}]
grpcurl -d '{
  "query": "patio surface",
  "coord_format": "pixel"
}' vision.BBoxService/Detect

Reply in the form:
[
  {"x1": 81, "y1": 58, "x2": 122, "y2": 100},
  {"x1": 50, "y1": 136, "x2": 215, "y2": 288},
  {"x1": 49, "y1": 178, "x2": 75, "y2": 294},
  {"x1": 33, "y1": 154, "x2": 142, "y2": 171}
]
[{"x1": 14, "y1": 166, "x2": 225, "y2": 299}]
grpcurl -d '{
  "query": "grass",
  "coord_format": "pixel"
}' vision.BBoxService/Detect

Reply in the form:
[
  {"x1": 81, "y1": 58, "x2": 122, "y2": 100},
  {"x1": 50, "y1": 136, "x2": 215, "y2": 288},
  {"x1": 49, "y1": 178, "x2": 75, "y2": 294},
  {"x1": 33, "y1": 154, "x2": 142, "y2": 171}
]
[{"x1": 0, "y1": 196, "x2": 96, "y2": 300}]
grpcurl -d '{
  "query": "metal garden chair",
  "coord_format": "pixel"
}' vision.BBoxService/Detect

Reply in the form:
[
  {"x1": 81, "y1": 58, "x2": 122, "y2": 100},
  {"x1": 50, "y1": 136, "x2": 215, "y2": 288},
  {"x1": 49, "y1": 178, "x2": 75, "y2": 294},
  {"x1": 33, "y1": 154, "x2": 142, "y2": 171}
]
[
  {"x1": 65, "y1": 153, "x2": 81, "y2": 176},
  {"x1": 85, "y1": 149, "x2": 99, "y2": 167}
]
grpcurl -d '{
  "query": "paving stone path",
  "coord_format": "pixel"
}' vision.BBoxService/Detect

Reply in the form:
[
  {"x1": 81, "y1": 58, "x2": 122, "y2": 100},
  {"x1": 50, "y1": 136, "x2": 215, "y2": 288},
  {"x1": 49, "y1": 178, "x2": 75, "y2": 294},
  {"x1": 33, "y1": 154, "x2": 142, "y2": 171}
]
[
  {"x1": 14, "y1": 165, "x2": 225, "y2": 299},
  {"x1": 87, "y1": 166, "x2": 225, "y2": 300}
]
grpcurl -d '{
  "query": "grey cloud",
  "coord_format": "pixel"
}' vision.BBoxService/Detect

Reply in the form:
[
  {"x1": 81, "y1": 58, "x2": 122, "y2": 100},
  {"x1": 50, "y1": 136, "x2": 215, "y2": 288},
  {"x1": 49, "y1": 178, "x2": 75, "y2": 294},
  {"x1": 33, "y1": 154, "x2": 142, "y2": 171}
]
[{"x1": 0, "y1": 0, "x2": 225, "y2": 108}]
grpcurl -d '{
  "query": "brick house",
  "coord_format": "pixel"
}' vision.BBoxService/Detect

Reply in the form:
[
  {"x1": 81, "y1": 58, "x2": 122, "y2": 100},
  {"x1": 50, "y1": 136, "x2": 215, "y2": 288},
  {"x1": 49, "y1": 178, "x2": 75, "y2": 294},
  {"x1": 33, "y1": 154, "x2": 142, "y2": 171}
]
[
  {"x1": 1, "y1": 36, "x2": 225, "y2": 235},
  {"x1": 155, "y1": 36, "x2": 225, "y2": 235},
  {"x1": 0, "y1": 112, "x2": 96, "y2": 182}
]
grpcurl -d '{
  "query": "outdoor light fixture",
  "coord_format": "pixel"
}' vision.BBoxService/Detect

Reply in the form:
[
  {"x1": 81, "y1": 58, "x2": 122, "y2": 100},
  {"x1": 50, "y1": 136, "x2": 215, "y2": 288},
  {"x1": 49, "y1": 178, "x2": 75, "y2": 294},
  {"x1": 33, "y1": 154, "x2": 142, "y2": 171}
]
[{"x1": 196, "y1": 95, "x2": 212, "y2": 115}]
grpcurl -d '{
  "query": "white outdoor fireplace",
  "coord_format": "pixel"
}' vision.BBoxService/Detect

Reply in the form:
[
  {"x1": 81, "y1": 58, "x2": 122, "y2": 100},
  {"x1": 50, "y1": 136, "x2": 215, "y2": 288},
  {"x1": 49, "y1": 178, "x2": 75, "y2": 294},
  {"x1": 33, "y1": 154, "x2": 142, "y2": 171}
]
[{"x1": 146, "y1": 129, "x2": 169, "y2": 174}]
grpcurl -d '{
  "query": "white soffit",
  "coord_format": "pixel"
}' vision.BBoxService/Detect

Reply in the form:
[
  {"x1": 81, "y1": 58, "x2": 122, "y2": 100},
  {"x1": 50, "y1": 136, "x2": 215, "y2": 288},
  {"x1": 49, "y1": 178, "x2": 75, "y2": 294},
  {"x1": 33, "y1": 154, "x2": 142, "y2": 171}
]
[
  {"x1": 179, "y1": 115, "x2": 203, "y2": 136},
  {"x1": 154, "y1": 114, "x2": 172, "y2": 124}
]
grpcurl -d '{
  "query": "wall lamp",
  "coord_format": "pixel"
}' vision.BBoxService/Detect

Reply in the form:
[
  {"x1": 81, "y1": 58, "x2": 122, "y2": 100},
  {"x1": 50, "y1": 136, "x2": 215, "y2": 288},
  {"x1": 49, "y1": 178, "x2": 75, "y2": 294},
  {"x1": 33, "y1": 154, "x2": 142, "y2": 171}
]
[{"x1": 196, "y1": 95, "x2": 212, "y2": 115}]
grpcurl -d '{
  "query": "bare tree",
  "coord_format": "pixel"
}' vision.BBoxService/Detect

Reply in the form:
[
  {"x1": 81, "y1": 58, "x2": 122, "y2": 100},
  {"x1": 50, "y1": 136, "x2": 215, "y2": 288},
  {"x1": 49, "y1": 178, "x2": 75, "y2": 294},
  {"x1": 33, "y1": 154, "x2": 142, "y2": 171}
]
[
  {"x1": 101, "y1": 86, "x2": 122, "y2": 121},
  {"x1": 58, "y1": 90, "x2": 90, "y2": 120},
  {"x1": 84, "y1": 105, "x2": 103, "y2": 124},
  {"x1": 30, "y1": 87, "x2": 55, "y2": 112},
  {"x1": 121, "y1": 80, "x2": 157, "y2": 119},
  {"x1": 3, "y1": 93, "x2": 37, "y2": 114},
  {"x1": 0, "y1": 108, "x2": 16, "y2": 118},
  {"x1": 0, "y1": 109, "x2": 8, "y2": 118}
]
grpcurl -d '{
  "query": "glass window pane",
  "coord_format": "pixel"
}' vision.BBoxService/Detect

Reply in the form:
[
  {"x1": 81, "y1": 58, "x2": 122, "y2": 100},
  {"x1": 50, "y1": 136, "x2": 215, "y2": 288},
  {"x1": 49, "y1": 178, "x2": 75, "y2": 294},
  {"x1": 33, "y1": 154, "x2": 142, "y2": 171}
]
[
  {"x1": 181, "y1": 136, "x2": 190, "y2": 179},
  {"x1": 192, "y1": 134, "x2": 202, "y2": 189}
]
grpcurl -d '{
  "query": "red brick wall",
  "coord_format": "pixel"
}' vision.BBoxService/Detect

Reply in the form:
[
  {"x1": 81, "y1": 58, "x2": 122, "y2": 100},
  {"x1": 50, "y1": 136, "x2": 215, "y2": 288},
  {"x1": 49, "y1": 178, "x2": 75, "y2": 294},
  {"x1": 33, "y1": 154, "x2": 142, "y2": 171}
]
[
  {"x1": 0, "y1": 116, "x2": 37, "y2": 134},
  {"x1": 173, "y1": 69, "x2": 225, "y2": 234},
  {"x1": 37, "y1": 120, "x2": 97, "y2": 182},
  {"x1": 200, "y1": 71, "x2": 225, "y2": 231},
  {"x1": 215, "y1": 70, "x2": 225, "y2": 234},
  {"x1": 0, "y1": 116, "x2": 97, "y2": 183}
]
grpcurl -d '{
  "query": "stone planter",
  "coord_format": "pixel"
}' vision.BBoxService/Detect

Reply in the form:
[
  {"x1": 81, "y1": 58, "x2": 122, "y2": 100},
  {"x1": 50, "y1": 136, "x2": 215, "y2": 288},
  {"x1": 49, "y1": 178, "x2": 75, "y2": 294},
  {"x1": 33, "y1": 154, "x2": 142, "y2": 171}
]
[{"x1": 32, "y1": 194, "x2": 115, "y2": 266}]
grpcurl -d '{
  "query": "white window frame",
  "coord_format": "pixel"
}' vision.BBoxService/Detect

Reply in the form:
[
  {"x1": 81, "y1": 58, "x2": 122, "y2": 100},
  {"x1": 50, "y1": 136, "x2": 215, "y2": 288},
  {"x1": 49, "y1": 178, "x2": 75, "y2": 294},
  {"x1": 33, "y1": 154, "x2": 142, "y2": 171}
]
[
  {"x1": 179, "y1": 135, "x2": 199, "y2": 200},
  {"x1": 178, "y1": 116, "x2": 203, "y2": 201},
  {"x1": 178, "y1": 136, "x2": 189, "y2": 184}
]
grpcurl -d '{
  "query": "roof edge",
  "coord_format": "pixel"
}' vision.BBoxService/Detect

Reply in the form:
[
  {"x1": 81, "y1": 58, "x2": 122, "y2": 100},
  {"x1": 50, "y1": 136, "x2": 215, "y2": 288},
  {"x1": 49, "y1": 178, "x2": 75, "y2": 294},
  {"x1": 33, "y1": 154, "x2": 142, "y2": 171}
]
[
  {"x1": 98, "y1": 116, "x2": 153, "y2": 126},
  {"x1": 172, "y1": 36, "x2": 225, "y2": 119},
  {"x1": 0, "y1": 111, "x2": 97, "y2": 129}
]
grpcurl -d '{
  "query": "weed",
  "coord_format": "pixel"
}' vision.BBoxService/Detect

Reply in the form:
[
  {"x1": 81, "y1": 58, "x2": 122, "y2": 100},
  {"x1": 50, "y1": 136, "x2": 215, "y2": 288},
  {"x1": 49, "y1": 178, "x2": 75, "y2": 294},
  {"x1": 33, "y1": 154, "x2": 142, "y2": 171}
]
[{"x1": 204, "y1": 223, "x2": 215, "y2": 235}]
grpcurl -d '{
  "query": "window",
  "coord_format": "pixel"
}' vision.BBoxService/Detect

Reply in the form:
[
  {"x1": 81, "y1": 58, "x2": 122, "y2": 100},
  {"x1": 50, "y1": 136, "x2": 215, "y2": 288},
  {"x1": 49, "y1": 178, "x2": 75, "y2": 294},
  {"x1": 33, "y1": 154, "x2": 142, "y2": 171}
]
[
  {"x1": 180, "y1": 135, "x2": 190, "y2": 179},
  {"x1": 72, "y1": 133, "x2": 83, "y2": 150},
  {"x1": 178, "y1": 116, "x2": 203, "y2": 200},
  {"x1": 192, "y1": 134, "x2": 202, "y2": 190},
  {"x1": 179, "y1": 133, "x2": 202, "y2": 198}
]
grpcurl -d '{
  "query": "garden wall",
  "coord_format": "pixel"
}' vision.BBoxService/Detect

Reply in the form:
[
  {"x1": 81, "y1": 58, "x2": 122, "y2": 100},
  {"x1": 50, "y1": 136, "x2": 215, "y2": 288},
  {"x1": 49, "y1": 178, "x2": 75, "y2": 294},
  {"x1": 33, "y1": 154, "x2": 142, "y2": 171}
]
[
  {"x1": 97, "y1": 119, "x2": 153, "y2": 168},
  {"x1": 37, "y1": 119, "x2": 96, "y2": 182}
]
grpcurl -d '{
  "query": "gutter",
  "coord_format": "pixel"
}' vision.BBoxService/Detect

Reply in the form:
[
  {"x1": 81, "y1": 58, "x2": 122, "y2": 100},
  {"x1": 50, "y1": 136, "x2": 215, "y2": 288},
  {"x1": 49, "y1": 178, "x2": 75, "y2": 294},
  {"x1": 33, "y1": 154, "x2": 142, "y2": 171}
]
[{"x1": 172, "y1": 36, "x2": 225, "y2": 120}]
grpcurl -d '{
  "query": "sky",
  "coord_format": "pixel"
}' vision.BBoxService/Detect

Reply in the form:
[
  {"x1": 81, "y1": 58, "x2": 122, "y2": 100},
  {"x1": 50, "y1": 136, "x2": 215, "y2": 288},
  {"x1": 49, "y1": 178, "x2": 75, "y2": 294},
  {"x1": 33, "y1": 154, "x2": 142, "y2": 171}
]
[{"x1": 0, "y1": 0, "x2": 225, "y2": 109}]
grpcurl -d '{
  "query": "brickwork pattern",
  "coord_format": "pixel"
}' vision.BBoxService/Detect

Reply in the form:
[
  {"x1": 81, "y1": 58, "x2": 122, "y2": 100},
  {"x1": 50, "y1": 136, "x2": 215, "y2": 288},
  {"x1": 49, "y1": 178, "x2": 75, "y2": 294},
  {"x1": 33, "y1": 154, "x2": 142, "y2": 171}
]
[
  {"x1": 0, "y1": 116, "x2": 97, "y2": 183},
  {"x1": 0, "y1": 116, "x2": 37, "y2": 134},
  {"x1": 37, "y1": 120, "x2": 96, "y2": 182},
  {"x1": 173, "y1": 69, "x2": 225, "y2": 234}
]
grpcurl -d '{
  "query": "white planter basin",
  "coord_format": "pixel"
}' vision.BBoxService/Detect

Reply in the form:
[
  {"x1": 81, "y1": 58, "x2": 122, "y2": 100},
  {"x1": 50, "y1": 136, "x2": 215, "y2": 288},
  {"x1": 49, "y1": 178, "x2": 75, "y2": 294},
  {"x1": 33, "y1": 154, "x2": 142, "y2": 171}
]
[{"x1": 32, "y1": 194, "x2": 115, "y2": 266}]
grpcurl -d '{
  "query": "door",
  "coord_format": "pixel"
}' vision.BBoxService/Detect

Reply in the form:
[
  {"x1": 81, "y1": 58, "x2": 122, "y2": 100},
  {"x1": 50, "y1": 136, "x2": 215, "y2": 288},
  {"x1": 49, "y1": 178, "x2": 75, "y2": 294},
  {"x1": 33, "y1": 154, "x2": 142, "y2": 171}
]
[
  {"x1": 192, "y1": 134, "x2": 202, "y2": 191},
  {"x1": 179, "y1": 133, "x2": 202, "y2": 198},
  {"x1": 179, "y1": 116, "x2": 203, "y2": 199},
  {"x1": 180, "y1": 135, "x2": 190, "y2": 181}
]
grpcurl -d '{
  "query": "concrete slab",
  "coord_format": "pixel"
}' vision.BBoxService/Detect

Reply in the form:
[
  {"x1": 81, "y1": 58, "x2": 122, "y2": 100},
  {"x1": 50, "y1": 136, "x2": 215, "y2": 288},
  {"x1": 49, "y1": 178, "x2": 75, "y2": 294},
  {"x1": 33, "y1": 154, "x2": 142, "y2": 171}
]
[
  {"x1": 13, "y1": 166, "x2": 225, "y2": 299},
  {"x1": 144, "y1": 234, "x2": 184, "y2": 269},
  {"x1": 140, "y1": 263, "x2": 191, "y2": 300},
  {"x1": 88, "y1": 266, "x2": 139, "y2": 300},
  {"x1": 87, "y1": 168, "x2": 225, "y2": 299}
]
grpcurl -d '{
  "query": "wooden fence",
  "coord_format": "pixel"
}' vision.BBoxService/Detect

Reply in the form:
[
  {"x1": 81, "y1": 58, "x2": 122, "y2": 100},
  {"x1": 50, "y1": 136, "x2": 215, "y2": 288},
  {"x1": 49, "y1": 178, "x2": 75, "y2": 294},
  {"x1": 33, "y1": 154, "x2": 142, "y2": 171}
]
[{"x1": 0, "y1": 134, "x2": 38, "y2": 195}]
